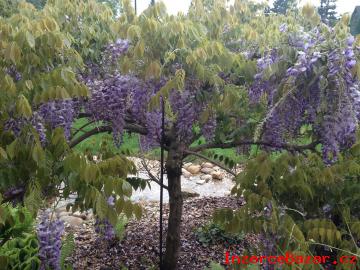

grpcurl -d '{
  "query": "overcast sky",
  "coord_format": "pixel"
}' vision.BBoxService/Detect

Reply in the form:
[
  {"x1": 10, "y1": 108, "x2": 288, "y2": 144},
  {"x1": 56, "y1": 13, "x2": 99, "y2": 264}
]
[{"x1": 135, "y1": 0, "x2": 358, "y2": 16}]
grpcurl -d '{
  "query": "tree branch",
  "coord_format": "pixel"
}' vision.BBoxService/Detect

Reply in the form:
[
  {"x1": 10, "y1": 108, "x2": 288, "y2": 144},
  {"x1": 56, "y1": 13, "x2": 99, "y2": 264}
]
[
  {"x1": 69, "y1": 126, "x2": 112, "y2": 148},
  {"x1": 72, "y1": 120, "x2": 96, "y2": 137},
  {"x1": 184, "y1": 150, "x2": 236, "y2": 176},
  {"x1": 69, "y1": 123, "x2": 148, "y2": 148},
  {"x1": 140, "y1": 158, "x2": 168, "y2": 190},
  {"x1": 189, "y1": 140, "x2": 319, "y2": 153}
]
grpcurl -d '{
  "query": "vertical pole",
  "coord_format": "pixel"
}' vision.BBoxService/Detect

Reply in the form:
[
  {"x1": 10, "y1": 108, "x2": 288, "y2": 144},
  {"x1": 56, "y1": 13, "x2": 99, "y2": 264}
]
[
  {"x1": 135, "y1": 0, "x2": 137, "y2": 15},
  {"x1": 159, "y1": 97, "x2": 165, "y2": 270}
]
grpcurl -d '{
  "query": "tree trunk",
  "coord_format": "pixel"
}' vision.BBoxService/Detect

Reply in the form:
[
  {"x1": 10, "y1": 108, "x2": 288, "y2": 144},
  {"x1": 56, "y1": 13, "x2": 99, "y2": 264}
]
[{"x1": 162, "y1": 140, "x2": 183, "y2": 270}]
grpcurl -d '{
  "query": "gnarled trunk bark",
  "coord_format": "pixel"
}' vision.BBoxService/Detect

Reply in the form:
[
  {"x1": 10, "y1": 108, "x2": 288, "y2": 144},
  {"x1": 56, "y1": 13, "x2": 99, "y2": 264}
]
[{"x1": 162, "y1": 139, "x2": 183, "y2": 270}]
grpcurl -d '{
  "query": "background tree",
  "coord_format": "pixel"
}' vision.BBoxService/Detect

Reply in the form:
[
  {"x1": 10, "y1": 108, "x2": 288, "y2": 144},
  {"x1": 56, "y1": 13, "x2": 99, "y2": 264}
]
[
  {"x1": 272, "y1": 0, "x2": 297, "y2": 14},
  {"x1": 318, "y1": 0, "x2": 338, "y2": 26},
  {"x1": 26, "y1": 0, "x2": 47, "y2": 9},
  {"x1": 0, "y1": 0, "x2": 19, "y2": 17},
  {"x1": 350, "y1": 6, "x2": 360, "y2": 36},
  {"x1": 98, "y1": 0, "x2": 122, "y2": 17}
]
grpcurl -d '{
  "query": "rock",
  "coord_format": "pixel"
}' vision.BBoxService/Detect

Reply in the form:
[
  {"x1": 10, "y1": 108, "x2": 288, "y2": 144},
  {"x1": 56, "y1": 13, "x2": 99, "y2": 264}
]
[
  {"x1": 196, "y1": 179, "x2": 206, "y2": 185},
  {"x1": 202, "y1": 162, "x2": 214, "y2": 168},
  {"x1": 200, "y1": 167, "x2": 213, "y2": 174},
  {"x1": 86, "y1": 212, "x2": 94, "y2": 220},
  {"x1": 60, "y1": 216, "x2": 84, "y2": 227},
  {"x1": 55, "y1": 206, "x2": 67, "y2": 214},
  {"x1": 186, "y1": 165, "x2": 201, "y2": 175},
  {"x1": 71, "y1": 211, "x2": 87, "y2": 220},
  {"x1": 181, "y1": 188, "x2": 200, "y2": 199},
  {"x1": 211, "y1": 171, "x2": 224, "y2": 180},
  {"x1": 200, "y1": 174, "x2": 212, "y2": 182},
  {"x1": 182, "y1": 168, "x2": 192, "y2": 178},
  {"x1": 183, "y1": 163, "x2": 193, "y2": 169},
  {"x1": 58, "y1": 212, "x2": 70, "y2": 218}
]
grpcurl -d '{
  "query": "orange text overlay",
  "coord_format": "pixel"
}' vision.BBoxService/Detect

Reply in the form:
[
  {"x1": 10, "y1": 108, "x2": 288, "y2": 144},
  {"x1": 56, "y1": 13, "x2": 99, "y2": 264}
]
[{"x1": 225, "y1": 251, "x2": 358, "y2": 267}]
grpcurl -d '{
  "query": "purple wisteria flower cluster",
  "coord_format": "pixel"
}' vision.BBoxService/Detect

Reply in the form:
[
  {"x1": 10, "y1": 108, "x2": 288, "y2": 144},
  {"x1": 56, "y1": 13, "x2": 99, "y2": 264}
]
[
  {"x1": 94, "y1": 196, "x2": 116, "y2": 241},
  {"x1": 38, "y1": 100, "x2": 76, "y2": 140},
  {"x1": 37, "y1": 212, "x2": 65, "y2": 270},
  {"x1": 250, "y1": 28, "x2": 360, "y2": 163},
  {"x1": 4, "y1": 112, "x2": 47, "y2": 145},
  {"x1": 102, "y1": 39, "x2": 130, "y2": 67}
]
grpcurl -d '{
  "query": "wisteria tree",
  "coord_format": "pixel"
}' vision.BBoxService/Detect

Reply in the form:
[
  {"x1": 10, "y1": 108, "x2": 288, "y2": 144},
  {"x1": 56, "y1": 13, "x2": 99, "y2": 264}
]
[
  {"x1": 61, "y1": 1, "x2": 360, "y2": 268},
  {"x1": 1, "y1": 0, "x2": 360, "y2": 269},
  {"x1": 0, "y1": 1, "x2": 142, "y2": 268}
]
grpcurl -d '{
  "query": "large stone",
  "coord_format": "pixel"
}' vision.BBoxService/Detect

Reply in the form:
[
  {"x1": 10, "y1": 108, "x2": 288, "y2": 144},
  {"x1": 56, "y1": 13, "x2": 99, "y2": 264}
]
[
  {"x1": 181, "y1": 188, "x2": 200, "y2": 199},
  {"x1": 200, "y1": 174, "x2": 212, "y2": 182},
  {"x1": 200, "y1": 167, "x2": 213, "y2": 174},
  {"x1": 202, "y1": 162, "x2": 214, "y2": 168},
  {"x1": 186, "y1": 165, "x2": 201, "y2": 175},
  {"x1": 60, "y1": 216, "x2": 84, "y2": 227},
  {"x1": 71, "y1": 211, "x2": 88, "y2": 220},
  {"x1": 58, "y1": 212, "x2": 70, "y2": 218},
  {"x1": 183, "y1": 163, "x2": 193, "y2": 169},
  {"x1": 211, "y1": 171, "x2": 224, "y2": 180},
  {"x1": 196, "y1": 179, "x2": 206, "y2": 185},
  {"x1": 55, "y1": 206, "x2": 67, "y2": 214},
  {"x1": 182, "y1": 168, "x2": 192, "y2": 178}
]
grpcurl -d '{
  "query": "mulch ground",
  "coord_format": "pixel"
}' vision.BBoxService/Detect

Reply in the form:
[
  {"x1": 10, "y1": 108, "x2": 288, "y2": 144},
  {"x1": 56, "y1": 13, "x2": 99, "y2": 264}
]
[{"x1": 69, "y1": 196, "x2": 260, "y2": 270}]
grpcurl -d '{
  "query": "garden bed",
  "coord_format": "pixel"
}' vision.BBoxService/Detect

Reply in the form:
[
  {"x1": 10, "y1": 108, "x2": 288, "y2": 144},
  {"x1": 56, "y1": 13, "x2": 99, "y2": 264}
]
[{"x1": 68, "y1": 196, "x2": 259, "y2": 270}]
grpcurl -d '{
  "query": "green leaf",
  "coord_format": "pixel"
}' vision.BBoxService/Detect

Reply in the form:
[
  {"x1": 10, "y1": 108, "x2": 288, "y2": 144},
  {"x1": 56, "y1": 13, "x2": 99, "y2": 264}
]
[
  {"x1": 16, "y1": 95, "x2": 32, "y2": 118},
  {"x1": 104, "y1": 178, "x2": 113, "y2": 197},
  {"x1": 0, "y1": 147, "x2": 8, "y2": 160},
  {"x1": 133, "y1": 204, "x2": 142, "y2": 220},
  {"x1": 25, "y1": 31, "x2": 35, "y2": 48},
  {"x1": 122, "y1": 181, "x2": 132, "y2": 197},
  {"x1": 32, "y1": 144, "x2": 45, "y2": 165},
  {"x1": 96, "y1": 194, "x2": 108, "y2": 219},
  {"x1": 24, "y1": 182, "x2": 42, "y2": 216},
  {"x1": 6, "y1": 139, "x2": 18, "y2": 159},
  {"x1": 2, "y1": 75, "x2": 16, "y2": 95},
  {"x1": 123, "y1": 200, "x2": 133, "y2": 218},
  {"x1": 60, "y1": 233, "x2": 75, "y2": 270},
  {"x1": 5, "y1": 42, "x2": 21, "y2": 64}
]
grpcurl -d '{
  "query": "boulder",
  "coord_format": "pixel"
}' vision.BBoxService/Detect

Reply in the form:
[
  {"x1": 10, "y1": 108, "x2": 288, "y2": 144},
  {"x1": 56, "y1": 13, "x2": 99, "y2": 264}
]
[
  {"x1": 186, "y1": 165, "x2": 201, "y2": 175},
  {"x1": 182, "y1": 168, "x2": 192, "y2": 178},
  {"x1": 183, "y1": 162, "x2": 193, "y2": 169},
  {"x1": 57, "y1": 212, "x2": 70, "y2": 218},
  {"x1": 60, "y1": 216, "x2": 84, "y2": 227},
  {"x1": 200, "y1": 174, "x2": 212, "y2": 182},
  {"x1": 71, "y1": 211, "x2": 88, "y2": 220},
  {"x1": 202, "y1": 162, "x2": 214, "y2": 168},
  {"x1": 55, "y1": 206, "x2": 67, "y2": 214},
  {"x1": 181, "y1": 188, "x2": 200, "y2": 199},
  {"x1": 211, "y1": 171, "x2": 224, "y2": 180},
  {"x1": 200, "y1": 167, "x2": 213, "y2": 174}
]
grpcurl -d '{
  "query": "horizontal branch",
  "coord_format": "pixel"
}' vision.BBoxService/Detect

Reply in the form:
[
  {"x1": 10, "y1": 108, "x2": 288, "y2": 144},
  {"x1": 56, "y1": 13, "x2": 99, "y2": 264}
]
[
  {"x1": 72, "y1": 120, "x2": 96, "y2": 137},
  {"x1": 189, "y1": 140, "x2": 319, "y2": 153},
  {"x1": 69, "y1": 125, "x2": 112, "y2": 148},
  {"x1": 184, "y1": 150, "x2": 236, "y2": 176},
  {"x1": 69, "y1": 123, "x2": 148, "y2": 148}
]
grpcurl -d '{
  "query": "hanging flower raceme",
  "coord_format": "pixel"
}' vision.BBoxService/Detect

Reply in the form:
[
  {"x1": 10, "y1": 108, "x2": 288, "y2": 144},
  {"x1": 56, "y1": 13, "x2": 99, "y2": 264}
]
[
  {"x1": 37, "y1": 212, "x2": 64, "y2": 270},
  {"x1": 249, "y1": 28, "x2": 360, "y2": 163},
  {"x1": 94, "y1": 196, "x2": 116, "y2": 241}
]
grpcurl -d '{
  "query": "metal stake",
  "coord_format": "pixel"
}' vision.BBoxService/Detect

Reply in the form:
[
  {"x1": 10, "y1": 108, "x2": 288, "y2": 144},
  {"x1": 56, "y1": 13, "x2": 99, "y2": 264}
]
[{"x1": 159, "y1": 97, "x2": 165, "y2": 269}]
